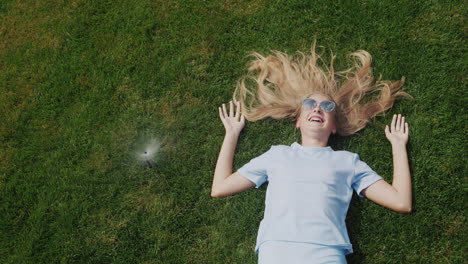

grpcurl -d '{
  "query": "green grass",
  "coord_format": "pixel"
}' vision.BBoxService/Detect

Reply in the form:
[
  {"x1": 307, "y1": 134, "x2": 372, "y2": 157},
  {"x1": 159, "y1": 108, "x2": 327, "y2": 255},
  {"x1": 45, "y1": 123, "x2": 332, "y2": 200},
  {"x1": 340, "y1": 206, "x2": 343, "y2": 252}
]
[{"x1": 0, "y1": 0, "x2": 466, "y2": 263}]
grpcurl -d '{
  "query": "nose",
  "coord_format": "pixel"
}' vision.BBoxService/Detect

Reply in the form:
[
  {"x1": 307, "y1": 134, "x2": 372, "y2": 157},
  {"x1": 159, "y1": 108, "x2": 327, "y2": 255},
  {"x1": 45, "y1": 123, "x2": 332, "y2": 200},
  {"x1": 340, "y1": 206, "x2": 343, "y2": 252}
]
[{"x1": 312, "y1": 104, "x2": 322, "y2": 113}]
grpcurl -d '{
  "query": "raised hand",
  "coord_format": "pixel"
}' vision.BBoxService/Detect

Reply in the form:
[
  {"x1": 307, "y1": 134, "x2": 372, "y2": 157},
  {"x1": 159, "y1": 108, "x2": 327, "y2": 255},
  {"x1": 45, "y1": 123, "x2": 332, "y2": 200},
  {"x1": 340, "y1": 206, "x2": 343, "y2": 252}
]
[
  {"x1": 385, "y1": 114, "x2": 409, "y2": 146},
  {"x1": 219, "y1": 100, "x2": 245, "y2": 136}
]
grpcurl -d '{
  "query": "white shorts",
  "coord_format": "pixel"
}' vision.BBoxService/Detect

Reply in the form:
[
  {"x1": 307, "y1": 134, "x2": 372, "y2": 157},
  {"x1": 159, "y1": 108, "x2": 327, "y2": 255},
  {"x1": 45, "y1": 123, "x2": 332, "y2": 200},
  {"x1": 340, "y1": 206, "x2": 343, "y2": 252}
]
[{"x1": 258, "y1": 240, "x2": 347, "y2": 264}]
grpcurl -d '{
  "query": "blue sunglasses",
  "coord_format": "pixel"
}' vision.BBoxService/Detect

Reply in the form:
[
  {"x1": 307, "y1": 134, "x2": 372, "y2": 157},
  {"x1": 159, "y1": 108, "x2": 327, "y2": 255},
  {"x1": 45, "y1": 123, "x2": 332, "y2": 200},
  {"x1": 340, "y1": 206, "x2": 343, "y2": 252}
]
[{"x1": 302, "y1": 98, "x2": 336, "y2": 112}]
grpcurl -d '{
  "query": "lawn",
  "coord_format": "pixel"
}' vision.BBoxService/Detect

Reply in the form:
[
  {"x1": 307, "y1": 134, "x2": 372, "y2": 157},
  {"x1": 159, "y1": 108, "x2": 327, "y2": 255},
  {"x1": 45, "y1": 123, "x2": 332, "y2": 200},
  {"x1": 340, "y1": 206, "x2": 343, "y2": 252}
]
[{"x1": 0, "y1": 0, "x2": 465, "y2": 263}]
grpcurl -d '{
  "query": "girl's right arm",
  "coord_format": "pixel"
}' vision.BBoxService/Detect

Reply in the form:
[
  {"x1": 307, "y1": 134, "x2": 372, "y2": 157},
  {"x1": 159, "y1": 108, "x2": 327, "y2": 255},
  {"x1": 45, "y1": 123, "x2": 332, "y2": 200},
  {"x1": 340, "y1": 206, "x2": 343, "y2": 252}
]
[{"x1": 211, "y1": 101, "x2": 255, "y2": 198}]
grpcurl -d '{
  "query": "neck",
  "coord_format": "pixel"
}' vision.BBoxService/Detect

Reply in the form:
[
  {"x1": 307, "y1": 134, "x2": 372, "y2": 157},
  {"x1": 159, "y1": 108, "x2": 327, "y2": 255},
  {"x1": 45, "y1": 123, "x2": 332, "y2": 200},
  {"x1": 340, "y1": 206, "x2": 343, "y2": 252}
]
[{"x1": 300, "y1": 130, "x2": 330, "y2": 147}]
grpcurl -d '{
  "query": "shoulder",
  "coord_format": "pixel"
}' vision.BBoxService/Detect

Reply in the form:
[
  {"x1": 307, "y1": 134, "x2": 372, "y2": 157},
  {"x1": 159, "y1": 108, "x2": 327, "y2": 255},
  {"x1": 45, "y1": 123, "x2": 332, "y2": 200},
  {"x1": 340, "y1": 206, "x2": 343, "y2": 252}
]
[
  {"x1": 329, "y1": 149, "x2": 357, "y2": 159},
  {"x1": 270, "y1": 144, "x2": 290, "y2": 151},
  {"x1": 261, "y1": 144, "x2": 294, "y2": 158},
  {"x1": 329, "y1": 150, "x2": 360, "y2": 168},
  {"x1": 268, "y1": 144, "x2": 298, "y2": 153},
  {"x1": 251, "y1": 145, "x2": 283, "y2": 159},
  {"x1": 264, "y1": 144, "x2": 285, "y2": 155}
]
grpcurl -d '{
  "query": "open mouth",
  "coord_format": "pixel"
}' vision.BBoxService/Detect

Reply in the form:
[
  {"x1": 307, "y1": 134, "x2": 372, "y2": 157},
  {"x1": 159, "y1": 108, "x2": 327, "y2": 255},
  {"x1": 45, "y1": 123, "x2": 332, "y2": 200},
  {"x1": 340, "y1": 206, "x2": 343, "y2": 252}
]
[{"x1": 308, "y1": 116, "x2": 324, "y2": 123}]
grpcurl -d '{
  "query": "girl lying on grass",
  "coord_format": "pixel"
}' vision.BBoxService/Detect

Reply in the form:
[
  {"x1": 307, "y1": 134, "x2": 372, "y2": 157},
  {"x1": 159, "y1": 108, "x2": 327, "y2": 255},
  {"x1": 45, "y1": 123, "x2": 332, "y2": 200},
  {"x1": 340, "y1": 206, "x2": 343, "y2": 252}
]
[{"x1": 211, "y1": 42, "x2": 412, "y2": 264}]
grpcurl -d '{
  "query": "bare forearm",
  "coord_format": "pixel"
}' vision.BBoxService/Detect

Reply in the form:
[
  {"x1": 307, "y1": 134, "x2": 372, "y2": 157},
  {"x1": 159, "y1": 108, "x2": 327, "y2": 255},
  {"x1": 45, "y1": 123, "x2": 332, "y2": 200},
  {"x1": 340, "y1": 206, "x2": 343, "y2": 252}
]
[
  {"x1": 364, "y1": 114, "x2": 412, "y2": 213},
  {"x1": 391, "y1": 143, "x2": 412, "y2": 209},
  {"x1": 212, "y1": 133, "x2": 239, "y2": 191}
]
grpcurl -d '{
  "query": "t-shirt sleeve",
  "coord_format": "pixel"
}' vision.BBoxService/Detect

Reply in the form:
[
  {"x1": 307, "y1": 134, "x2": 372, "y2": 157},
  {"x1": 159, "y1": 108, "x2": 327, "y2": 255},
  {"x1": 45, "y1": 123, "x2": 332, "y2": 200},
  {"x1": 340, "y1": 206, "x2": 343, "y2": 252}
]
[
  {"x1": 352, "y1": 154, "x2": 383, "y2": 198},
  {"x1": 237, "y1": 147, "x2": 274, "y2": 189}
]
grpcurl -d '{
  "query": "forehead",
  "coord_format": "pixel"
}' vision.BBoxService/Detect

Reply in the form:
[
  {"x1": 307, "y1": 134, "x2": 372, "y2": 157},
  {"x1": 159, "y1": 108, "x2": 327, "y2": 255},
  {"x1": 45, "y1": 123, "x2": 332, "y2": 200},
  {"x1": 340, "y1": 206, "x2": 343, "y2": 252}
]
[{"x1": 307, "y1": 93, "x2": 332, "y2": 102}]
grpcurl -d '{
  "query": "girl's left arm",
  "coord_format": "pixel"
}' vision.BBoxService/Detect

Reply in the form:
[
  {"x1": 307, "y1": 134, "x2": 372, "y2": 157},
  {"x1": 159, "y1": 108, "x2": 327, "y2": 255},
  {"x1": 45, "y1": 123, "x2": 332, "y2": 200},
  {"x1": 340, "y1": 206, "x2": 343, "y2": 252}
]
[{"x1": 362, "y1": 114, "x2": 412, "y2": 214}]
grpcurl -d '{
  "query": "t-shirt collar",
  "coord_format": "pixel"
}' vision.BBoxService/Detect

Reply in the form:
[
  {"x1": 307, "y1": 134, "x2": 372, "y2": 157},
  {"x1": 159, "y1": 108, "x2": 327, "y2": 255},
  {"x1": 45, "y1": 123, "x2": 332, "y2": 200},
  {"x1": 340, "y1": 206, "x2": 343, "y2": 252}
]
[{"x1": 291, "y1": 142, "x2": 333, "y2": 152}]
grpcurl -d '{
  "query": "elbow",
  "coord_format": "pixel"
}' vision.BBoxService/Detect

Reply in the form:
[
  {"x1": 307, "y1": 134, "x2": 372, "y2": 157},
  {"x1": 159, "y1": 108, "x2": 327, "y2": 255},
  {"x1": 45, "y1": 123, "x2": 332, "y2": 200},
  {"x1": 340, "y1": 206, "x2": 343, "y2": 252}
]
[
  {"x1": 210, "y1": 183, "x2": 220, "y2": 198},
  {"x1": 210, "y1": 189, "x2": 224, "y2": 198},
  {"x1": 396, "y1": 203, "x2": 412, "y2": 214},
  {"x1": 211, "y1": 189, "x2": 231, "y2": 198},
  {"x1": 402, "y1": 206, "x2": 413, "y2": 214}
]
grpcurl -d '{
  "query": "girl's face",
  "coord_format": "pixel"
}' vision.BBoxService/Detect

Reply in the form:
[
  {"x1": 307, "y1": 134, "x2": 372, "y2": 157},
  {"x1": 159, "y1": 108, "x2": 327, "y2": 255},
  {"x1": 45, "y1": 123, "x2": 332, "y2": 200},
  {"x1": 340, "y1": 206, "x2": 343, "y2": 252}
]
[{"x1": 295, "y1": 93, "x2": 337, "y2": 136}]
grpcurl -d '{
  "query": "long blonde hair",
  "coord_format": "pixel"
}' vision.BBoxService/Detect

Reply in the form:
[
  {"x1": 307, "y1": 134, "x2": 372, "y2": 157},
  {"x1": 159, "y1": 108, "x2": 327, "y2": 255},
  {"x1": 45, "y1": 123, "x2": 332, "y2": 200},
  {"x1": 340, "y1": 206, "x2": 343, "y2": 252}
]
[{"x1": 233, "y1": 41, "x2": 412, "y2": 136}]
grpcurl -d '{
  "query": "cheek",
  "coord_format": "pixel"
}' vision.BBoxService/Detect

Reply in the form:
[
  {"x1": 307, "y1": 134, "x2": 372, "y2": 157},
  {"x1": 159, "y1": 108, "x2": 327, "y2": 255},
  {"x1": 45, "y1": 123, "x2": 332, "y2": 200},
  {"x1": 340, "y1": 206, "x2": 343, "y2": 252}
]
[
  {"x1": 296, "y1": 117, "x2": 301, "y2": 128},
  {"x1": 296, "y1": 113, "x2": 306, "y2": 128},
  {"x1": 328, "y1": 115, "x2": 337, "y2": 129}
]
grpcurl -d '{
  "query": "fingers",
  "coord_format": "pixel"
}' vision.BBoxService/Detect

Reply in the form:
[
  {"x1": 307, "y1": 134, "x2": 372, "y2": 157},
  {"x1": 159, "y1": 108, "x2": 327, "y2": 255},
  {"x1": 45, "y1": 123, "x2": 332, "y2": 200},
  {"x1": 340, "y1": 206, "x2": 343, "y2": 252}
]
[
  {"x1": 219, "y1": 106, "x2": 224, "y2": 120},
  {"x1": 219, "y1": 106, "x2": 227, "y2": 126},
  {"x1": 220, "y1": 101, "x2": 242, "y2": 116},
  {"x1": 389, "y1": 114, "x2": 409, "y2": 134},
  {"x1": 395, "y1": 114, "x2": 401, "y2": 131},
  {"x1": 222, "y1": 103, "x2": 227, "y2": 118},
  {"x1": 400, "y1": 116, "x2": 405, "y2": 132},
  {"x1": 220, "y1": 100, "x2": 245, "y2": 125},
  {"x1": 235, "y1": 101, "x2": 240, "y2": 120},
  {"x1": 229, "y1": 101, "x2": 234, "y2": 117},
  {"x1": 391, "y1": 114, "x2": 397, "y2": 132}
]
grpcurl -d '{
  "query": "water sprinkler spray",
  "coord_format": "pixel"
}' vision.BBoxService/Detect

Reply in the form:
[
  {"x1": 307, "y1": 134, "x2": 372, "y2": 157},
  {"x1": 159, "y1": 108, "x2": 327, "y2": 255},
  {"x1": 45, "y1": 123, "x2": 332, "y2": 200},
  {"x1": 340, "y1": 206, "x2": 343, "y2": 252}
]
[
  {"x1": 143, "y1": 151, "x2": 154, "y2": 168},
  {"x1": 136, "y1": 138, "x2": 161, "y2": 168}
]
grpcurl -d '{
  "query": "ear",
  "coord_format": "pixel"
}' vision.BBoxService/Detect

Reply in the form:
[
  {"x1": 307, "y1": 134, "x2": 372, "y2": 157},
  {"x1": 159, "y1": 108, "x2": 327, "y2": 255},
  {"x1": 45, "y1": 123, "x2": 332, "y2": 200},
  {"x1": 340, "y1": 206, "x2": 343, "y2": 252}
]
[
  {"x1": 295, "y1": 118, "x2": 301, "y2": 128},
  {"x1": 331, "y1": 114, "x2": 338, "y2": 134},
  {"x1": 331, "y1": 123, "x2": 337, "y2": 134}
]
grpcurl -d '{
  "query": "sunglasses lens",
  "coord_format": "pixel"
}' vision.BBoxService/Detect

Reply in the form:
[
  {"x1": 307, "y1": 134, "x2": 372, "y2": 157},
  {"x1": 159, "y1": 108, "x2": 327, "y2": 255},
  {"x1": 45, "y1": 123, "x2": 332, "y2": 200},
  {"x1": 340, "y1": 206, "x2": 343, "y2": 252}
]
[
  {"x1": 303, "y1": 99, "x2": 336, "y2": 112},
  {"x1": 302, "y1": 99, "x2": 316, "y2": 110},
  {"x1": 320, "y1": 101, "x2": 336, "y2": 112}
]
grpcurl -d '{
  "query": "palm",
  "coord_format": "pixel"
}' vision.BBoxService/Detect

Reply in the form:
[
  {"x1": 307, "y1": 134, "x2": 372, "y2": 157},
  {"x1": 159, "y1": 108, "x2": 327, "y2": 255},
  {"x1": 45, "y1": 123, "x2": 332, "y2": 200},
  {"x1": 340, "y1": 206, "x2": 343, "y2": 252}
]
[
  {"x1": 219, "y1": 101, "x2": 245, "y2": 135},
  {"x1": 385, "y1": 114, "x2": 409, "y2": 146}
]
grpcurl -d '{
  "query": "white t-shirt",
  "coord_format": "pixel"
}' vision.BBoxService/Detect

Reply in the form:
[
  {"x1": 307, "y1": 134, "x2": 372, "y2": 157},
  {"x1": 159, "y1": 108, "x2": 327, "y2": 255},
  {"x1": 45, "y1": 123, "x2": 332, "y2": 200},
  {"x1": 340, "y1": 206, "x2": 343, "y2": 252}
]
[{"x1": 238, "y1": 142, "x2": 383, "y2": 255}]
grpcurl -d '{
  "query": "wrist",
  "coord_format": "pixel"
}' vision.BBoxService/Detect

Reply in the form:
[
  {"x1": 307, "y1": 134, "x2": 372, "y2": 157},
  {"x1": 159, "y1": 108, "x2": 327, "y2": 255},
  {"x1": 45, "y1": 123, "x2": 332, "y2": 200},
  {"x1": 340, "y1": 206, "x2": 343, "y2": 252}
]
[
  {"x1": 225, "y1": 131, "x2": 240, "y2": 139},
  {"x1": 391, "y1": 142, "x2": 407, "y2": 151}
]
